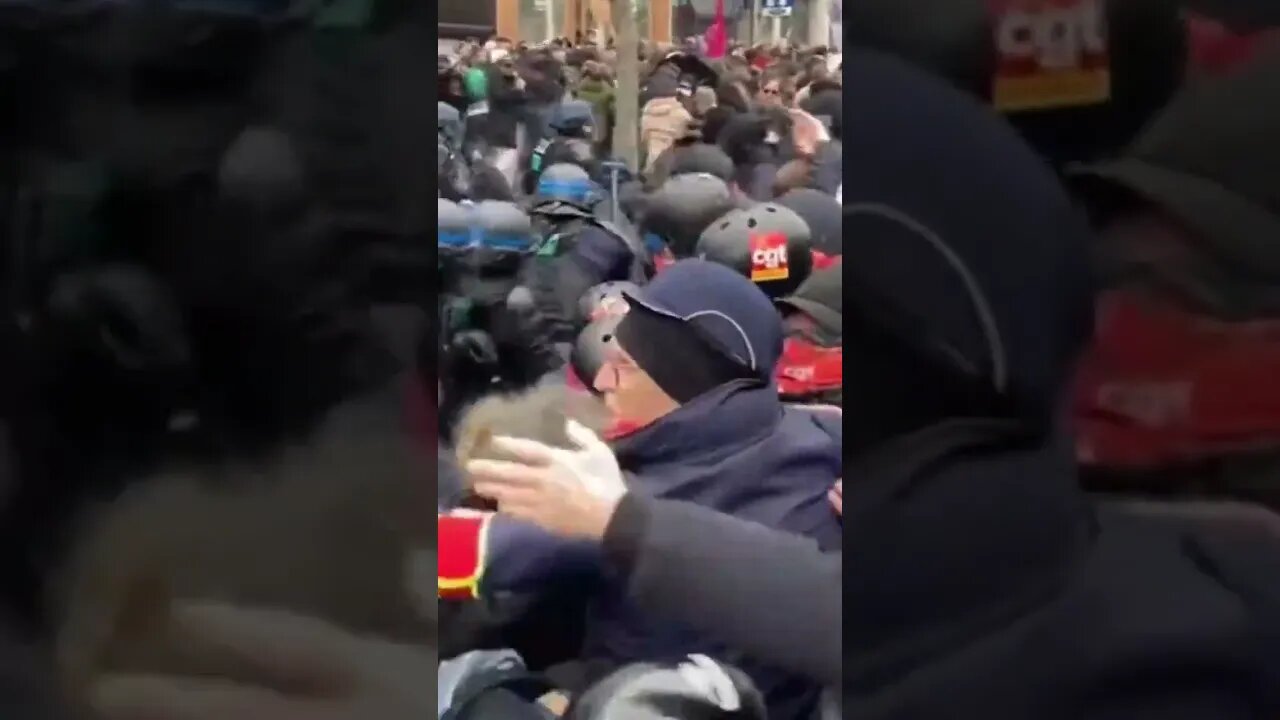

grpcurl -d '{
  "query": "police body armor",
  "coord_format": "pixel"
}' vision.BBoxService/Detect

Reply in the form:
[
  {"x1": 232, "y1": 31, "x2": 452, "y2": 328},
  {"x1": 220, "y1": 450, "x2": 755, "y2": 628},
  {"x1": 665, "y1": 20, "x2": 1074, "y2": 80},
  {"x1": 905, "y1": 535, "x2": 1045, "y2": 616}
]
[
  {"x1": 530, "y1": 200, "x2": 650, "y2": 281},
  {"x1": 438, "y1": 200, "x2": 555, "y2": 433}
]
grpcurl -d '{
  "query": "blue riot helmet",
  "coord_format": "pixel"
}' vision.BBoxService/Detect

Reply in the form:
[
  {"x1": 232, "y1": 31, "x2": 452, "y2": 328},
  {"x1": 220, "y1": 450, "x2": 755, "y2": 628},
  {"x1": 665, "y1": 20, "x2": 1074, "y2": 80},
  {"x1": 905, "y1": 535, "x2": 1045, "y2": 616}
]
[
  {"x1": 438, "y1": 198, "x2": 471, "y2": 289},
  {"x1": 438, "y1": 198, "x2": 470, "y2": 250},
  {"x1": 536, "y1": 162, "x2": 600, "y2": 208},
  {"x1": 472, "y1": 200, "x2": 534, "y2": 252},
  {"x1": 528, "y1": 138, "x2": 598, "y2": 195},
  {"x1": 548, "y1": 100, "x2": 596, "y2": 139},
  {"x1": 467, "y1": 200, "x2": 535, "y2": 304}
]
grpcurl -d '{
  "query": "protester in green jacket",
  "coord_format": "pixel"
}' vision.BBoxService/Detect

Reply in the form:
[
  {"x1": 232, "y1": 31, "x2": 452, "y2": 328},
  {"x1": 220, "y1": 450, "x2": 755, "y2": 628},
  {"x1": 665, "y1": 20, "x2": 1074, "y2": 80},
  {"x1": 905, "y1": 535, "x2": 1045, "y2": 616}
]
[{"x1": 575, "y1": 61, "x2": 615, "y2": 153}]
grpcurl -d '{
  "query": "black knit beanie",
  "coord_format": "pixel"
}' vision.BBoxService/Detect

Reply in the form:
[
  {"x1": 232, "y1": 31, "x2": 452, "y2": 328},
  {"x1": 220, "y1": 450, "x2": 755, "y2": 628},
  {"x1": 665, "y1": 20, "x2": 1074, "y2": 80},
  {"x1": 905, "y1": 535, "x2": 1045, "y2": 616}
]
[{"x1": 614, "y1": 308, "x2": 754, "y2": 404}]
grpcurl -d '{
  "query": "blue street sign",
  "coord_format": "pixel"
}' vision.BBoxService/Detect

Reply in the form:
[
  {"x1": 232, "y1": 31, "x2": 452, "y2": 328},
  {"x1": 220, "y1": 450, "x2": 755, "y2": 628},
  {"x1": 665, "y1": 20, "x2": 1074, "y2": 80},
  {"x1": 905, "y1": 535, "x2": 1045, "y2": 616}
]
[{"x1": 761, "y1": 0, "x2": 792, "y2": 17}]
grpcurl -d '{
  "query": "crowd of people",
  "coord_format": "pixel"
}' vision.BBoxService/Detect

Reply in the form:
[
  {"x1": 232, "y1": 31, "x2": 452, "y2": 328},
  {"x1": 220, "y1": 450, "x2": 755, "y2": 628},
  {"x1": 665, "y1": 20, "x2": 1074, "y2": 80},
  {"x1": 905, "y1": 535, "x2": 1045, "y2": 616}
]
[{"x1": 435, "y1": 33, "x2": 845, "y2": 720}]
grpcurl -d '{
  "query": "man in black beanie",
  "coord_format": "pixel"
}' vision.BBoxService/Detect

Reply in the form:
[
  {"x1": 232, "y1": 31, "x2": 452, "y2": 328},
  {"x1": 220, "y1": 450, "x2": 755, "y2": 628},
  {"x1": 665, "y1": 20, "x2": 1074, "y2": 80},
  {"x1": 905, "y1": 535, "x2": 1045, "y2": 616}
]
[
  {"x1": 599, "y1": 306, "x2": 756, "y2": 430},
  {"x1": 459, "y1": 259, "x2": 842, "y2": 720}
]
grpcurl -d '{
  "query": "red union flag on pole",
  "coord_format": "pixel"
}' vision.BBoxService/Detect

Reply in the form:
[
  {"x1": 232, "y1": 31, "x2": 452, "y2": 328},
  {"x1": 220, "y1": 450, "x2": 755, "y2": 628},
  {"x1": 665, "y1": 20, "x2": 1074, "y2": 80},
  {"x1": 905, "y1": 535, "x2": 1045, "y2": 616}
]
[
  {"x1": 705, "y1": 0, "x2": 727, "y2": 58},
  {"x1": 989, "y1": 0, "x2": 1111, "y2": 113}
]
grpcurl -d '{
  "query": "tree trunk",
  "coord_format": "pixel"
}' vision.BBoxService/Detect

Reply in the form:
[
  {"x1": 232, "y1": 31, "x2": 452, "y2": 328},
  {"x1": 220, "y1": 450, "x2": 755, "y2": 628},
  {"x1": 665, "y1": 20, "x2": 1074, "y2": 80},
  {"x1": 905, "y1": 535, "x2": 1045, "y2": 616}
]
[
  {"x1": 611, "y1": 0, "x2": 641, "y2": 169},
  {"x1": 808, "y1": 0, "x2": 831, "y2": 48}
]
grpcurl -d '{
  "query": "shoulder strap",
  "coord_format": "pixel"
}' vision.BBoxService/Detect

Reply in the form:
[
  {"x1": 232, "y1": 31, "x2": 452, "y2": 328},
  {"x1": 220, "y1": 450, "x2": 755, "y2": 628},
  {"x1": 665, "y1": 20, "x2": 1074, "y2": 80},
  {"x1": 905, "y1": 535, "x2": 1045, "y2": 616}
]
[
  {"x1": 530, "y1": 138, "x2": 552, "y2": 173},
  {"x1": 592, "y1": 218, "x2": 651, "y2": 279}
]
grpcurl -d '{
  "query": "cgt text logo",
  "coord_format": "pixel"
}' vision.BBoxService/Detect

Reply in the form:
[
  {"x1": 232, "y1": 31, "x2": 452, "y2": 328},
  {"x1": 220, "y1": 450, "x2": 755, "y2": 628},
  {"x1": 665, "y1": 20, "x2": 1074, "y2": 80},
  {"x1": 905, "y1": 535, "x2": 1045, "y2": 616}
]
[
  {"x1": 995, "y1": 0, "x2": 1106, "y2": 70},
  {"x1": 990, "y1": 0, "x2": 1111, "y2": 112},
  {"x1": 750, "y1": 233, "x2": 791, "y2": 283}
]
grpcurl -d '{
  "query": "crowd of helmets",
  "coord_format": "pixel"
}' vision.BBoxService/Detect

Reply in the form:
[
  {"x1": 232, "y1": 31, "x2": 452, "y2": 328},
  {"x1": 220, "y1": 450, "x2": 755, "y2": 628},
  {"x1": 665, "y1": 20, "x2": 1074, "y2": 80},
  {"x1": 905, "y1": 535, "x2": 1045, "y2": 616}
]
[
  {"x1": 435, "y1": 187, "x2": 842, "y2": 424},
  {"x1": 436, "y1": 40, "x2": 844, "y2": 434}
]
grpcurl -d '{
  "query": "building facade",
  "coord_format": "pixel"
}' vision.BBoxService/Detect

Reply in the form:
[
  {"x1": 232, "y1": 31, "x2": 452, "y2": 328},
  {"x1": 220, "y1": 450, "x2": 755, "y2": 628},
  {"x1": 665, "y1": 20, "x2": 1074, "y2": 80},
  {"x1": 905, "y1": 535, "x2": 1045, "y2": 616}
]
[{"x1": 441, "y1": 0, "x2": 831, "y2": 47}]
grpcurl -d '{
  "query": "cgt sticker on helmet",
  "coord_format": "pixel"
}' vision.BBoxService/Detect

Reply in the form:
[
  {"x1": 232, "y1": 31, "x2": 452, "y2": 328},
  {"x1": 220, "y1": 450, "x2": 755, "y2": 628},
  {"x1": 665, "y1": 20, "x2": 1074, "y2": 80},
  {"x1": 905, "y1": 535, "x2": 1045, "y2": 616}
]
[
  {"x1": 750, "y1": 233, "x2": 790, "y2": 283},
  {"x1": 989, "y1": 0, "x2": 1111, "y2": 113}
]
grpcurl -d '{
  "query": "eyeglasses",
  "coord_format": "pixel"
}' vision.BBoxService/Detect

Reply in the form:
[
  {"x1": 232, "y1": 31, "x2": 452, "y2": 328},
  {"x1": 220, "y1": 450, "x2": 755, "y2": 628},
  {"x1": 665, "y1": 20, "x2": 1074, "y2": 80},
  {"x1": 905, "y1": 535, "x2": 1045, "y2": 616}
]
[{"x1": 597, "y1": 341, "x2": 642, "y2": 388}]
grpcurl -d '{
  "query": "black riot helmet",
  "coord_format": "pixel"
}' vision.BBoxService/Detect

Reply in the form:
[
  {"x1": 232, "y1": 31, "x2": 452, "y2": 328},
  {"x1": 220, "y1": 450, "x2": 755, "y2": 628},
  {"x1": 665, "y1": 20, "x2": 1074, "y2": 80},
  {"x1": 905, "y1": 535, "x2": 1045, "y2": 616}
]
[
  {"x1": 665, "y1": 144, "x2": 735, "y2": 185},
  {"x1": 570, "y1": 313, "x2": 623, "y2": 397},
  {"x1": 696, "y1": 202, "x2": 814, "y2": 299},
  {"x1": 642, "y1": 173, "x2": 737, "y2": 258},
  {"x1": 578, "y1": 281, "x2": 642, "y2": 325},
  {"x1": 775, "y1": 188, "x2": 842, "y2": 256}
]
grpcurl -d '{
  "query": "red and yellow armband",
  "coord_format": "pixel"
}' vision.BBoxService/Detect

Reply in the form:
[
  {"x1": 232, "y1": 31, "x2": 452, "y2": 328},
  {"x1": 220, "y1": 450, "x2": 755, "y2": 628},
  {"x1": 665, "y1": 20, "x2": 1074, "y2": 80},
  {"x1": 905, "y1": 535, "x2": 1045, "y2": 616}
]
[{"x1": 438, "y1": 511, "x2": 493, "y2": 601}]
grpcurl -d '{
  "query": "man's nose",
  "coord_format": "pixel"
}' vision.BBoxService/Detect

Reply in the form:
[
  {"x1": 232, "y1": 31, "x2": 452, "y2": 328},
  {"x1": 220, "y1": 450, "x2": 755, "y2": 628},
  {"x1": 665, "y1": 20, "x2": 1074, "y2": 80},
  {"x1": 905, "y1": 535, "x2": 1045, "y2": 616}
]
[{"x1": 593, "y1": 364, "x2": 616, "y2": 392}]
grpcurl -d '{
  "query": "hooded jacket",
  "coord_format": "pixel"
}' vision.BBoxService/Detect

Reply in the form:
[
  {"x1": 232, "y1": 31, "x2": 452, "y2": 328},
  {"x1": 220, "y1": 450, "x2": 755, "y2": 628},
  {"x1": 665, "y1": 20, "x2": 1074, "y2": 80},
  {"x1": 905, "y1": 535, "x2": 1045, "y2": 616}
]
[
  {"x1": 442, "y1": 382, "x2": 842, "y2": 720},
  {"x1": 640, "y1": 63, "x2": 682, "y2": 106},
  {"x1": 718, "y1": 113, "x2": 785, "y2": 202},
  {"x1": 576, "y1": 79, "x2": 615, "y2": 150},
  {"x1": 640, "y1": 97, "x2": 694, "y2": 172},
  {"x1": 840, "y1": 49, "x2": 1280, "y2": 720}
]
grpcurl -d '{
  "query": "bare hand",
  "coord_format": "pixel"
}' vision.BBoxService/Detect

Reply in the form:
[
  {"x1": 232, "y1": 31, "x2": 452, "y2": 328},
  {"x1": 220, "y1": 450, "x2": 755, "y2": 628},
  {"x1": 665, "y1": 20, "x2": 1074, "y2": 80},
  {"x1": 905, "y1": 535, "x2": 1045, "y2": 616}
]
[
  {"x1": 829, "y1": 481, "x2": 842, "y2": 517},
  {"x1": 789, "y1": 108, "x2": 828, "y2": 158},
  {"x1": 90, "y1": 602, "x2": 434, "y2": 720},
  {"x1": 467, "y1": 421, "x2": 626, "y2": 540}
]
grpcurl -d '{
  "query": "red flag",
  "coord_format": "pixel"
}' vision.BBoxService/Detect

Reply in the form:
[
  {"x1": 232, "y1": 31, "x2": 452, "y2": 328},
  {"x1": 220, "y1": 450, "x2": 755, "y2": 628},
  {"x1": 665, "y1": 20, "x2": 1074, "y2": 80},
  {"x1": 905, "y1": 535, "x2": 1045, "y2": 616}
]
[
  {"x1": 438, "y1": 511, "x2": 493, "y2": 601},
  {"x1": 705, "y1": 0, "x2": 727, "y2": 58},
  {"x1": 811, "y1": 250, "x2": 839, "y2": 270}
]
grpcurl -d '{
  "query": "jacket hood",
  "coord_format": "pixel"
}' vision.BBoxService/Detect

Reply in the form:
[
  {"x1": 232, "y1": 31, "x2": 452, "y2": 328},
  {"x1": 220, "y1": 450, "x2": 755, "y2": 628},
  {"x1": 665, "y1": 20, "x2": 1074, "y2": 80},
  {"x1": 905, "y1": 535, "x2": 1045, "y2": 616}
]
[
  {"x1": 643, "y1": 64, "x2": 681, "y2": 100},
  {"x1": 842, "y1": 50, "x2": 1095, "y2": 438},
  {"x1": 578, "y1": 80, "x2": 613, "y2": 96},
  {"x1": 453, "y1": 379, "x2": 611, "y2": 474},
  {"x1": 642, "y1": 96, "x2": 688, "y2": 119}
]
